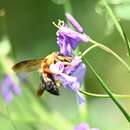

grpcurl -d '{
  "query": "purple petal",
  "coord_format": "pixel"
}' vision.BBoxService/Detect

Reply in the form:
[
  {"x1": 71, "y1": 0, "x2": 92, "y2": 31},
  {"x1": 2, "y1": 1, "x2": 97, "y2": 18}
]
[
  {"x1": 1, "y1": 74, "x2": 21, "y2": 102},
  {"x1": 57, "y1": 25, "x2": 89, "y2": 55},
  {"x1": 1, "y1": 84, "x2": 13, "y2": 103},
  {"x1": 50, "y1": 61, "x2": 64, "y2": 74},
  {"x1": 3, "y1": 92, "x2": 13, "y2": 103},
  {"x1": 50, "y1": 62, "x2": 81, "y2": 91},
  {"x1": 76, "y1": 91, "x2": 85, "y2": 104},
  {"x1": 3, "y1": 75, "x2": 13, "y2": 87},
  {"x1": 59, "y1": 26, "x2": 89, "y2": 42},
  {"x1": 11, "y1": 84, "x2": 21, "y2": 95},
  {"x1": 74, "y1": 123, "x2": 90, "y2": 130},
  {"x1": 71, "y1": 63, "x2": 86, "y2": 85},
  {"x1": 6, "y1": 76, "x2": 21, "y2": 95},
  {"x1": 49, "y1": 62, "x2": 81, "y2": 92},
  {"x1": 60, "y1": 73, "x2": 85, "y2": 104},
  {"x1": 60, "y1": 73, "x2": 78, "y2": 89},
  {"x1": 56, "y1": 13, "x2": 90, "y2": 55},
  {"x1": 65, "y1": 13, "x2": 83, "y2": 33},
  {"x1": 57, "y1": 33, "x2": 73, "y2": 55},
  {"x1": 64, "y1": 56, "x2": 82, "y2": 74},
  {"x1": 64, "y1": 57, "x2": 86, "y2": 85}
]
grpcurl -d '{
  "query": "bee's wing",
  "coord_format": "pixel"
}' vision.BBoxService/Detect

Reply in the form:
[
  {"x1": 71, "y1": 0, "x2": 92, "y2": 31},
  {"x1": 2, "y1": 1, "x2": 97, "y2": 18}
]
[{"x1": 12, "y1": 59, "x2": 43, "y2": 72}]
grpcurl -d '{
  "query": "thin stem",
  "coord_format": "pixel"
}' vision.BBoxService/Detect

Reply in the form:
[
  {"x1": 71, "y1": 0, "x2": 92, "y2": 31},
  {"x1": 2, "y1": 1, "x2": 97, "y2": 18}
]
[
  {"x1": 80, "y1": 90, "x2": 130, "y2": 99},
  {"x1": 64, "y1": 0, "x2": 73, "y2": 14},
  {"x1": 81, "y1": 44, "x2": 130, "y2": 98},
  {"x1": 119, "y1": 22, "x2": 130, "y2": 57},
  {"x1": 83, "y1": 57, "x2": 130, "y2": 122},
  {"x1": 89, "y1": 38, "x2": 130, "y2": 72},
  {"x1": 81, "y1": 44, "x2": 98, "y2": 57},
  {"x1": 102, "y1": 0, "x2": 130, "y2": 56},
  {"x1": 64, "y1": 0, "x2": 73, "y2": 29}
]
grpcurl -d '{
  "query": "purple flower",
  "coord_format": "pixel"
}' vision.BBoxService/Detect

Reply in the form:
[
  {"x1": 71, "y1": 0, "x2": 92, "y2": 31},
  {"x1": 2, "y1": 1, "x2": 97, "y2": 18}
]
[
  {"x1": 49, "y1": 56, "x2": 86, "y2": 104},
  {"x1": 0, "y1": 74, "x2": 21, "y2": 103},
  {"x1": 65, "y1": 12, "x2": 83, "y2": 33},
  {"x1": 74, "y1": 123, "x2": 100, "y2": 130},
  {"x1": 55, "y1": 13, "x2": 89, "y2": 56}
]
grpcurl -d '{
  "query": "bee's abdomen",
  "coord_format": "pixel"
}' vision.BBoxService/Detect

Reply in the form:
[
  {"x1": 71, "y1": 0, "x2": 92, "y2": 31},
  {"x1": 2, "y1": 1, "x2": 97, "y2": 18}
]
[{"x1": 45, "y1": 79, "x2": 59, "y2": 96}]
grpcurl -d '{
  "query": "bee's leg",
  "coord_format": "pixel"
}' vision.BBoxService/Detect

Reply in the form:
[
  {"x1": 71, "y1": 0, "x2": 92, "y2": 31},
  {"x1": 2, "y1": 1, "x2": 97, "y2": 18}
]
[
  {"x1": 40, "y1": 73, "x2": 60, "y2": 96},
  {"x1": 37, "y1": 73, "x2": 46, "y2": 96},
  {"x1": 37, "y1": 82, "x2": 45, "y2": 96},
  {"x1": 40, "y1": 73, "x2": 45, "y2": 83}
]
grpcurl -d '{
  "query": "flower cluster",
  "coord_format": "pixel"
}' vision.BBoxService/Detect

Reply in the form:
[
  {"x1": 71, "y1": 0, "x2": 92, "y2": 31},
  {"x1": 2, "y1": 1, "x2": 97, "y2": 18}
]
[
  {"x1": 50, "y1": 55, "x2": 86, "y2": 104},
  {"x1": 56, "y1": 13, "x2": 89, "y2": 56},
  {"x1": 51, "y1": 13, "x2": 89, "y2": 104},
  {"x1": 0, "y1": 74, "x2": 21, "y2": 103},
  {"x1": 74, "y1": 123, "x2": 99, "y2": 130}
]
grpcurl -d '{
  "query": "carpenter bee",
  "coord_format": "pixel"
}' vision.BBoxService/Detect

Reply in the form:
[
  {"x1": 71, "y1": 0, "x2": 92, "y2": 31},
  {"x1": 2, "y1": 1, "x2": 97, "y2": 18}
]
[{"x1": 12, "y1": 52, "x2": 72, "y2": 96}]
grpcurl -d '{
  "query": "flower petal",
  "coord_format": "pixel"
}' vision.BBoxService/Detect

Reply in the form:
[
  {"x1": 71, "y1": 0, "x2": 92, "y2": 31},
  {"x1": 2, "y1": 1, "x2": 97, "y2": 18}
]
[
  {"x1": 56, "y1": 13, "x2": 90, "y2": 55},
  {"x1": 64, "y1": 56, "x2": 82, "y2": 74},
  {"x1": 71, "y1": 63, "x2": 86, "y2": 85},
  {"x1": 49, "y1": 61, "x2": 64, "y2": 74},
  {"x1": 76, "y1": 91, "x2": 85, "y2": 104},
  {"x1": 1, "y1": 85, "x2": 13, "y2": 103},
  {"x1": 1, "y1": 74, "x2": 21, "y2": 102},
  {"x1": 11, "y1": 84, "x2": 21, "y2": 95},
  {"x1": 74, "y1": 122, "x2": 90, "y2": 130},
  {"x1": 57, "y1": 26, "x2": 89, "y2": 55},
  {"x1": 3, "y1": 92, "x2": 13, "y2": 103},
  {"x1": 59, "y1": 26, "x2": 89, "y2": 43},
  {"x1": 65, "y1": 12, "x2": 83, "y2": 33},
  {"x1": 60, "y1": 73, "x2": 77, "y2": 89}
]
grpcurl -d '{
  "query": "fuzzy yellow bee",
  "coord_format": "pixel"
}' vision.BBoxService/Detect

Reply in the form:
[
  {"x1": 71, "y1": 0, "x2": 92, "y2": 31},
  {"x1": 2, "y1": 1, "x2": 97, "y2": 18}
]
[{"x1": 12, "y1": 52, "x2": 72, "y2": 96}]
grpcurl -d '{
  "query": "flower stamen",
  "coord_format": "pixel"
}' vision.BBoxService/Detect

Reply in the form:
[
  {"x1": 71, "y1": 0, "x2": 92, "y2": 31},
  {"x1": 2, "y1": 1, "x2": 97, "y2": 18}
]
[
  {"x1": 52, "y1": 19, "x2": 64, "y2": 29},
  {"x1": 58, "y1": 19, "x2": 64, "y2": 27}
]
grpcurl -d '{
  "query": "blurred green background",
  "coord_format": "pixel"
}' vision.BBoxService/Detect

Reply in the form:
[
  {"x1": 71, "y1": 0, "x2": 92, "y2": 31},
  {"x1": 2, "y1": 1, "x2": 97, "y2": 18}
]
[{"x1": 0, "y1": 0, "x2": 130, "y2": 130}]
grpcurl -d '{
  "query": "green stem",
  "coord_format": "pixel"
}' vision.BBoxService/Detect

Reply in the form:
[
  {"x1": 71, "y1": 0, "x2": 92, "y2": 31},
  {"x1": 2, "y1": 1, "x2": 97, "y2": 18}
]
[
  {"x1": 119, "y1": 22, "x2": 130, "y2": 57},
  {"x1": 102, "y1": 0, "x2": 130, "y2": 56},
  {"x1": 80, "y1": 45, "x2": 130, "y2": 98},
  {"x1": 83, "y1": 57, "x2": 130, "y2": 122},
  {"x1": 80, "y1": 90, "x2": 130, "y2": 98},
  {"x1": 88, "y1": 38, "x2": 130, "y2": 72},
  {"x1": 64, "y1": 0, "x2": 73, "y2": 14},
  {"x1": 81, "y1": 44, "x2": 98, "y2": 57}
]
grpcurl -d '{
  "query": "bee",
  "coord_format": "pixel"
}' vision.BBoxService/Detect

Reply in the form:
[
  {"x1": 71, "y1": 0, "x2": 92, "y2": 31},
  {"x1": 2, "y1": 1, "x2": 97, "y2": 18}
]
[{"x1": 12, "y1": 52, "x2": 72, "y2": 96}]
